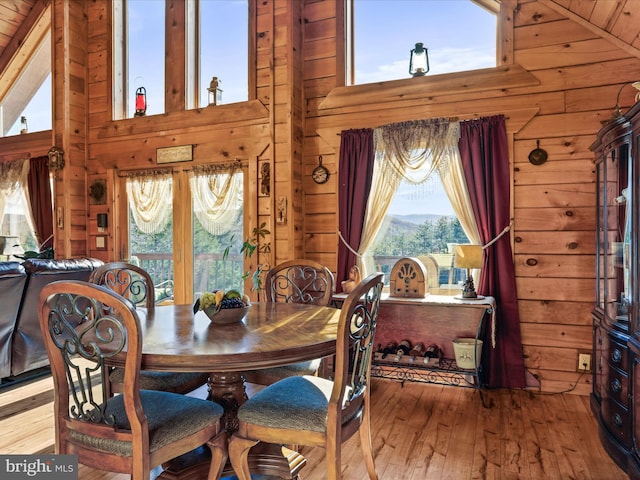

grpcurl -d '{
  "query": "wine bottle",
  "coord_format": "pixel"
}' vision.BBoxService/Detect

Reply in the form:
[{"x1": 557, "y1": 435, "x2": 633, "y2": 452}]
[
  {"x1": 408, "y1": 342, "x2": 425, "y2": 362},
  {"x1": 380, "y1": 341, "x2": 397, "y2": 359},
  {"x1": 394, "y1": 339, "x2": 412, "y2": 362},
  {"x1": 425, "y1": 344, "x2": 441, "y2": 358}
]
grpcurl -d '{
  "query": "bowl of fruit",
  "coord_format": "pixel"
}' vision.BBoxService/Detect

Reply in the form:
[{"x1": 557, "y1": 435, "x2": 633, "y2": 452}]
[{"x1": 195, "y1": 289, "x2": 251, "y2": 325}]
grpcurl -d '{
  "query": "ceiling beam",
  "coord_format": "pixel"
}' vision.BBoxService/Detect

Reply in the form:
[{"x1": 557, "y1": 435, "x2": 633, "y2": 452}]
[{"x1": 0, "y1": 0, "x2": 51, "y2": 102}]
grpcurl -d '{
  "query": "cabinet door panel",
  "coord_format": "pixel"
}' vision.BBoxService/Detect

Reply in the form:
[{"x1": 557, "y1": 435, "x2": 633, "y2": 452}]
[{"x1": 602, "y1": 398, "x2": 632, "y2": 448}]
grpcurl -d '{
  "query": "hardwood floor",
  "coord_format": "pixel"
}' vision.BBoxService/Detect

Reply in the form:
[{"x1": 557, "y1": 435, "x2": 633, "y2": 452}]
[{"x1": 0, "y1": 372, "x2": 627, "y2": 479}]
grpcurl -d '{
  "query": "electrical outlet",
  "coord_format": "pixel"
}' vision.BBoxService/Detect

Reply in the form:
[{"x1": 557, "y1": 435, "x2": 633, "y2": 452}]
[{"x1": 578, "y1": 353, "x2": 591, "y2": 372}]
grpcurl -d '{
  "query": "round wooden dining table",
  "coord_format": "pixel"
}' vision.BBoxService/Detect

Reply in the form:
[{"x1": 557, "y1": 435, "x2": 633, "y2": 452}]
[
  {"x1": 112, "y1": 301, "x2": 342, "y2": 479},
  {"x1": 135, "y1": 301, "x2": 340, "y2": 373}
]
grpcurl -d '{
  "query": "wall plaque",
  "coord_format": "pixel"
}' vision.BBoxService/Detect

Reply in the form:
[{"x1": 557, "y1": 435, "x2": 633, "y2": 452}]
[{"x1": 157, "y1": 145, "x2": 193, "y2": 164}]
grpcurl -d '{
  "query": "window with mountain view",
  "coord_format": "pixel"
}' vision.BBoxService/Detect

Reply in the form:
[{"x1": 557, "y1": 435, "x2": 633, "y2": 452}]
[
  {"x1": 350, "y1": 1, "x2": 496, "y2": 292},
  {"x1": 369, "y1": 175, "x2": 470, "y2": 292}
]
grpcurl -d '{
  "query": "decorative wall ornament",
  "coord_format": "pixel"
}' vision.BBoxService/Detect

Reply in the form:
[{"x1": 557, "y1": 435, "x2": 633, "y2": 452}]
[
  {"x1": 260, "y1": 162, "x2": 270, "y2": 196},
  {"x1": 89, "y1": 179, "x2": 107, "y2": 204},
  {"x1": 528, "y1": 140, "x2": 548, "y2": 165},
  {"x1": 312, "y1": 155, "x2": 329, "y2": 184},
  {"x1": 277, "y1": 196, "x2": 287, "y2": 224},
  {"x1": 157, "y1": 145, "x2": 193, "y2": 164},
  {"x1": 47, "y1": 147, "x2": 65, "y2": 171}
]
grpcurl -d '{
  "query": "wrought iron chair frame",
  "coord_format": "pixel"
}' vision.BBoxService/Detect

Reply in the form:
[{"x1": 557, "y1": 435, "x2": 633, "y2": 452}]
[
  {"x1": 39, "y1": 280, "x2": 226, "y2": 480},
  {"x1": 229, "y1": 272, "x2": 384, "y2": 480},
  {"x1": 89, "y1": 261, "x2": 208, "y2": 395},
  {"x1": 244, "y1": 259, "x2": 336, "y2": 386}
]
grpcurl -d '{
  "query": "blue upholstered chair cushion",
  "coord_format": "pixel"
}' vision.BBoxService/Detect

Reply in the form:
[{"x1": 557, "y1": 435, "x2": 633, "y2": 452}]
[
  {"x1": 70, "y1": 390, "x2": 224, "y2": 456},
  {"x1": 237, "y1": 375, "x2": 335, "y2": 432},
  {"x1": 109, "y1": 369, "x2": 208, "y2": 392}
]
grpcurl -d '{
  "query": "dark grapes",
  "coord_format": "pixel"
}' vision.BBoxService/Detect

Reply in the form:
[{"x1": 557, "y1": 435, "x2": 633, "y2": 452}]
[{"x1": 220, "y1": 297, "x2": 245, "y2": 309}]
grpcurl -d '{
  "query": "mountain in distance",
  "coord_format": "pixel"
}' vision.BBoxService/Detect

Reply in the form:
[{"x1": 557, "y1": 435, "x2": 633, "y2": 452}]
[
  {"x1": 384, "y1": 214, "x2": 449, "y2": 237},
  {"x1": 394, "y1": 214, "x2": 447, "y2": 225}
]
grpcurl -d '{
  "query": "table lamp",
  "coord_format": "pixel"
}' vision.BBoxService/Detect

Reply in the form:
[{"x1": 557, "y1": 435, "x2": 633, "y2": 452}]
[
  {"x1": 0, "y1": 236, "x2": 24, "y2": 260},
  {"x1": 454, "y1": 244, "x2": 483, "y2": 299}
]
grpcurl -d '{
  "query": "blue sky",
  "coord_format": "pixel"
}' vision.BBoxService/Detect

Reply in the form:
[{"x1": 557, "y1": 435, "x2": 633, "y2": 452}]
[{"x1": 354, "y1": 0, "x2": 496, "y2": 83}]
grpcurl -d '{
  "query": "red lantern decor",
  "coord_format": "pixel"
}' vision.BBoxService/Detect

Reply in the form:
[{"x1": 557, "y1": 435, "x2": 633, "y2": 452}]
[{"x1": 134, "y1": 86, "x2": 147, "y2": 117}]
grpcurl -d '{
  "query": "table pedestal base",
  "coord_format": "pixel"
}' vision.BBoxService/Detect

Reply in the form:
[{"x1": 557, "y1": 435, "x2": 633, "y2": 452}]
[
  {"x1": 159, "y1": 372, "x2": 306, "y2": 479},
  {"x1": 158, "y1": 444, "x2": 306, "y2": 480},
  {"x1": 206, "y1": 372, "x2": 248, "y2": 434}
]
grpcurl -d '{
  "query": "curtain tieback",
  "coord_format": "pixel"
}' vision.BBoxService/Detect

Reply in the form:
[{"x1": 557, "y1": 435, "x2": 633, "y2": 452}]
[
  {"x1": 338, "y1": 231, "x2": 362, "y2": 257},
  {"x1": 480, "y1": 220, "x2": 512, "y2": 349},
  {"x1": 482, "y1": 221, "x2": 512, "y2": 250}
]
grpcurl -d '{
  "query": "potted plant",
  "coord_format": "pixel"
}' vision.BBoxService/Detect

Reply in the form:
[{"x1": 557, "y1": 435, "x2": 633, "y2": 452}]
[
  {"x1": 238, "y1": 222, "x2": 271, "y2": 293},
  {"x1": 194, "y1": 222, "x2": 271, "y2": 319}
]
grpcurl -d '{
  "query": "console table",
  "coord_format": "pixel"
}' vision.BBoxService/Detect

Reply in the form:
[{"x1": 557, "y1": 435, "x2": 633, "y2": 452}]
[{"x1": 333, "y1": 293, "x2": 495, "y2": 390}]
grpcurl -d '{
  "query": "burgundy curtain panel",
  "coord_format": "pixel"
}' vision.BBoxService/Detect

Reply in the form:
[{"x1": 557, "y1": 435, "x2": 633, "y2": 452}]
[
  {"x1": 337, "y1": 128, "x2": 375, "y2": 292},
  {"x1": 27, "y1": 156, "x2": 53, "y2": 249},
  {"x1": 458, "y1": 115, "x2": 526, "y2": 389}
]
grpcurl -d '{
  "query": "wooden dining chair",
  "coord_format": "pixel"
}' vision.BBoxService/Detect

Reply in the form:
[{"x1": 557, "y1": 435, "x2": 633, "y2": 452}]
[
  {"x1": 229, "y1": 272, "x2": 384, "y2": 480},
  {"x1": 90, "y1": 261, "x2": 209, "y2": 395},
  {"x1": 39, "y1": 280, "x2": 227, "y2": 480},
  {"x1": 243, "y1": 259, "x2": 336, "y2": 385},
  {"x1": 89, "y1": 261, "x2": 158, "y2": 313}
]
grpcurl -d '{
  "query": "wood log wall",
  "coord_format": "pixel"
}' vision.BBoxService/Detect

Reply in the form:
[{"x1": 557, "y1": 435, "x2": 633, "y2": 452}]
[
  {"x1": 0, "y1": 0, "x2": 639, "y2": 392},
  {"x1": 300, "y1": 0, "x2": 640, "y2": 395}
]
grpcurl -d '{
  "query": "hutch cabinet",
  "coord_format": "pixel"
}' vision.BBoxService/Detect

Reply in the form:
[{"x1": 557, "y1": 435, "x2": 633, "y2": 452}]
[{"x1": 591, "y1": 101, "x2": 640, "y2": 477}]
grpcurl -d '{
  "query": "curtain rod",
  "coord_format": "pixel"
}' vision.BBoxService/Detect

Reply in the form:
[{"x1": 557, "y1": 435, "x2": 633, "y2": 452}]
[
  {"x1": 336, "y1": 116, "x2": 460, "y2": 135},
  {"x1": 117, "y1": 159, "x2": 247, "y2": 177}
]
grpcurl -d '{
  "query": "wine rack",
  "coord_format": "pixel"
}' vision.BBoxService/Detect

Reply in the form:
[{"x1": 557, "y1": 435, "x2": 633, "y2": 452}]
[{"x1": 371, "y1": 353, "x2": 480, "y2": 388}]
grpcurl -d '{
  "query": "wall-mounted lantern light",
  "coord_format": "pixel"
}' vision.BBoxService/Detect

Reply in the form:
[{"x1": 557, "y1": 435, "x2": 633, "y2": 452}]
[
  {"x1": 20, "y1": 116, "x2": 28, "y2": 134},
  {"x1": 409, "y1": 42, "x2": 430, "y2": 77},
  {"x1": 134, "y1": 86, "x2": 147, "y2": 116},
  {"x1": 207, "y1": 77, "x2": 223, "y2": 106},
  {"x1": 48, "y1": 146, "x2": 65, "y2": 171}
]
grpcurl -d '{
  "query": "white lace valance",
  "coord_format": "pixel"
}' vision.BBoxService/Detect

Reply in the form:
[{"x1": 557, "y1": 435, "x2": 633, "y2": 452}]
[
  {"x1": 374, "y1": 118, "x2": 460, "y2": 185},
  {"x1": 126, "y1": 171, "x2": 173, "y2": 234},
  {"x1": 188, "y1": 162, "x2": 242, "y2": 236}
]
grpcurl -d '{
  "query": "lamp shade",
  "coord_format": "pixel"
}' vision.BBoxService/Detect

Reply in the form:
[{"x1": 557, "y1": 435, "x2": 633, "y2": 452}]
[
  {"x1": 0, "y1": 236, "x2": 24, "y2": 257},
  {"x1": 453, "y1": 244, "x2": 483, "y2": 269}
]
